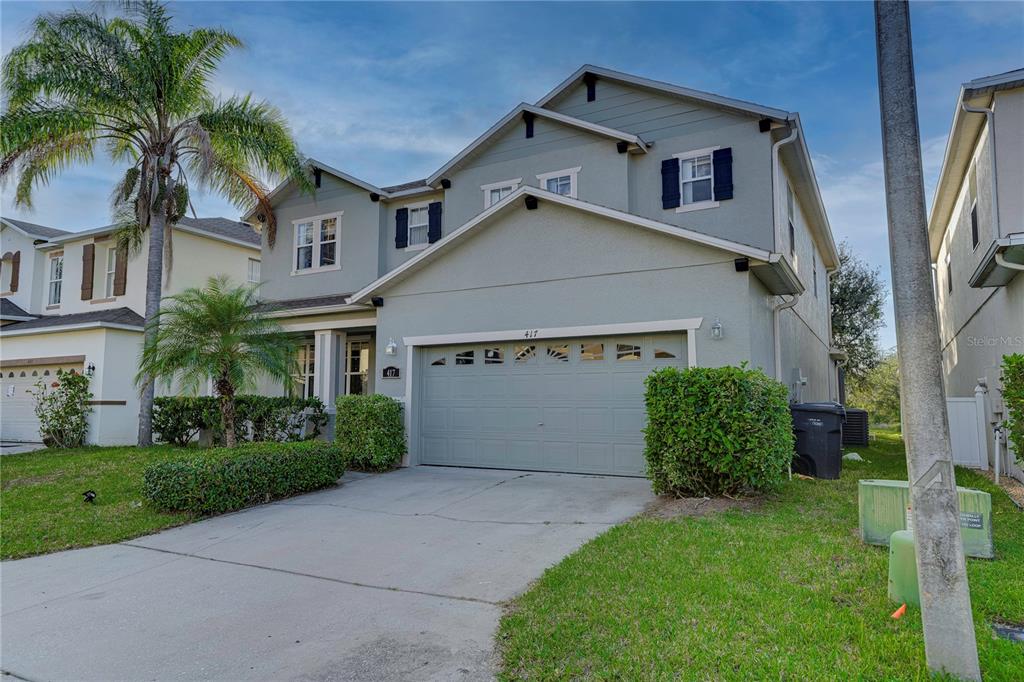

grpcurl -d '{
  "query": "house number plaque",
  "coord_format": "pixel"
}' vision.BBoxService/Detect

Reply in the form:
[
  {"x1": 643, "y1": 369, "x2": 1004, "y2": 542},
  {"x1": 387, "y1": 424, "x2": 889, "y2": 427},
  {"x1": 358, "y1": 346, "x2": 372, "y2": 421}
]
[{"x1": 382, "y1": 366, "x2": 401, "y2": 379}]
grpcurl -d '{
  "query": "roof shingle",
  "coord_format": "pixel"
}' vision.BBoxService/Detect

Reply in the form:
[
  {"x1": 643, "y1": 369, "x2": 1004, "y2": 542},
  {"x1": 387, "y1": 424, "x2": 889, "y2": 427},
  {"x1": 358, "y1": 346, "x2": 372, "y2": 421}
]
[
  {"x1": 1, "y1": 307, "x2": 144, "y2": 332},
  {"x1": 2, "y1": 217, "x2": 71, "y2": 240}
]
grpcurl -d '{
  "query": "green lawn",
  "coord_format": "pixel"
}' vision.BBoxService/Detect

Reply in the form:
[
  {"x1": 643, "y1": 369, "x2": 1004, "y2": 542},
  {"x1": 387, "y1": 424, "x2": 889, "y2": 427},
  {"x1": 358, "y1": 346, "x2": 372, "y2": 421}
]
[
  {"x1": 498, "y1": 432, "x2": 1024, "y2": 681},
  {"x1": 0, "y1": 445, "x2": 222, "y2": 560}
]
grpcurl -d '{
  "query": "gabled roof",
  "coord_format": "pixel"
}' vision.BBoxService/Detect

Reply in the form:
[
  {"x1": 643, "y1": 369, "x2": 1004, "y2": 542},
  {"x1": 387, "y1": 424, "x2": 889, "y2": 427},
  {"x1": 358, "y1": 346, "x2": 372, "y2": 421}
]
[
  {"x1": 0, "y1": 307, "x2": 144, "y2": 335},
  {"x1": 1, "y1": 217, "x2": 70, "y2": 240},
  {"x1": 425, "y1": 103, "x2": 649, "y2": 186},
  {"x1": 349, "y1": 186, "x2": 802, "y2": 304},
  {"x1": 0, "y1": 298, "x2": 35, "y2": 321},
  {"x1": 40, "y1": 217, "x2": 259, "y2": 250},
  {"x1": 928, "y1": 68, "x2": 1024, "y2": 258},
  {"x1": 254, "y1": 293, "x2": 368, "y2": 317},
  {"x1": 535, "y1": 65, "x2": 793, "y2": 122}
]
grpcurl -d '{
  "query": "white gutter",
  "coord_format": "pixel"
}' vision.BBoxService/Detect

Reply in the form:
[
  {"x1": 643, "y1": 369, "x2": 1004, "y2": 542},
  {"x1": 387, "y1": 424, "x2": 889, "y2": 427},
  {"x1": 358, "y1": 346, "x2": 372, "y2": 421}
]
[
  {"x1": 773, "y1": 294, "x2": 801, "y2": 382},
  {"x1": 771, "y1": 125, "x2": 800, "y2": 253},
  {"x1": 960, "y1": 102, "x2": 1001, "y2": 240},
  {"x1": 995, "y1": 252, "x2": 1024, "y2": 272}
]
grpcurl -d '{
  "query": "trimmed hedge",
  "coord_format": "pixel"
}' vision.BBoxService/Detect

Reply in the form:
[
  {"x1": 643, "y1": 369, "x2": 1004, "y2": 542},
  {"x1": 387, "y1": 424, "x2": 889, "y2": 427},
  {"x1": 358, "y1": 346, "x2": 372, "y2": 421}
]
[
  {"x1": 644, "y1": 365, "x2": 794, "y2": 497},
  {"x1": 143, "y1": 441, "x2": 345, "y2": 515},
  {"x1": 152, "y1": 395, "x2": 327, "y2": 446},
  {"x1": 335, "y1": 394, "x2": 406, "y2": 471},
  {"x1": 1003, "y1": 353, "x2": 1024, "y2": 464}
]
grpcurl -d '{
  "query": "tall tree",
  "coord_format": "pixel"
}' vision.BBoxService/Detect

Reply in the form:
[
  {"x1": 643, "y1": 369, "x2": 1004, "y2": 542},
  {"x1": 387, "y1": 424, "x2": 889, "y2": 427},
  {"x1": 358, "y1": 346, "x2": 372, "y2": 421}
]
[
  {"x1": 1, "y1": 0, "x2": 311, "y2": 445},
  {"x1": 137, "y1": 276, "x2": 296, "y2": 447},
  {"x1": 830, "y1": 240, "x2": 887, "y2": 381}
]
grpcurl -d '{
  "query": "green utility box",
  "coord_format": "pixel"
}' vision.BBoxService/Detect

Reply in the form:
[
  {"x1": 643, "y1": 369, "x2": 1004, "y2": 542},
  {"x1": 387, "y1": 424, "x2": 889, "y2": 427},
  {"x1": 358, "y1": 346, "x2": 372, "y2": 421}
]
[
  {"x1": 858, "y1": 479, "x2": 993, "y2": 559},
  {"x1": 888, "y1": 530, "x2": 920, "y2": 606}
]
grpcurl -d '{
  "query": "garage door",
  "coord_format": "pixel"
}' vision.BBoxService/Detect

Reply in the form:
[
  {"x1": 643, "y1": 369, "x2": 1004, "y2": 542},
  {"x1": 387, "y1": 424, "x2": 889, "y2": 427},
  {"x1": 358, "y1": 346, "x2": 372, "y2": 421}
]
[
  {"x1": 1, "y1": 362, "x2": 84, "y2": 442},
  {"x1": 419, "y1": 333, "x2": 688, "y2": 476}
]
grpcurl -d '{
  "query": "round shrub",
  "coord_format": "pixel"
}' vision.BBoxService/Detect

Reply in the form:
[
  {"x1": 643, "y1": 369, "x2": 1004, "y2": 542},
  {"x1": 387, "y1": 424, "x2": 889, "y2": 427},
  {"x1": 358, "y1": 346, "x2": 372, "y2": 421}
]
[
  {"x1": 335, "y1": 394, "x2": 406, "y2": 471},
  {"x1": 644, "y1": 365, "x2": 794, "y2": 497}
]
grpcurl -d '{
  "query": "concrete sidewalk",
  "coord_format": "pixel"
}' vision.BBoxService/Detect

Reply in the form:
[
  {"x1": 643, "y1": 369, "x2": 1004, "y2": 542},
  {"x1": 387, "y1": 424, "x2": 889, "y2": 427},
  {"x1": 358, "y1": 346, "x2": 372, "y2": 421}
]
[{"x1": 1, "y1": 466, "x2": 652, "y2": 681}]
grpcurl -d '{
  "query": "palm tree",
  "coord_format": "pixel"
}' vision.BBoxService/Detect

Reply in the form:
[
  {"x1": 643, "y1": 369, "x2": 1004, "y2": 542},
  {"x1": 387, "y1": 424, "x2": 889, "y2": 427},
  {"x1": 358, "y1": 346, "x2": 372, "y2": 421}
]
[
  {"x1": 137, "y1": 276, "x2": 296, "y2": 447},
  {"x1": 1, "y1": 0, "x2": 311, "y2": 445}
]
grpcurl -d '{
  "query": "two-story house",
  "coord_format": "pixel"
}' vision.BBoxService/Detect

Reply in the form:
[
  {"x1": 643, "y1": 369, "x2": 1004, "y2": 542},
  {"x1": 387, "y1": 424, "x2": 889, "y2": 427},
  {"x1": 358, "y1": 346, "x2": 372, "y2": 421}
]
[
  {"x1": 0, "y1": 217, "x2": 261, "y2": 445},
  {"x1": 929, "y1": 69, "x2": 1024, "y2": 474},
  {"x1": 248, "y1": 65, "x2": 841, "y2": 477}
]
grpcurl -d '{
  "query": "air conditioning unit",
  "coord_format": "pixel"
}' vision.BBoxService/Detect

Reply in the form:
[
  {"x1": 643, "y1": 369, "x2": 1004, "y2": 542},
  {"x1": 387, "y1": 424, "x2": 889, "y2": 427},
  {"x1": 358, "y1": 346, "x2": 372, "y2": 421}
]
[
  {"x1": 858, "y1": 479, "x2": 993, "y2": 559},
  {"x1": 842, "y1": 408, "x2": 869, "y2": 446}
]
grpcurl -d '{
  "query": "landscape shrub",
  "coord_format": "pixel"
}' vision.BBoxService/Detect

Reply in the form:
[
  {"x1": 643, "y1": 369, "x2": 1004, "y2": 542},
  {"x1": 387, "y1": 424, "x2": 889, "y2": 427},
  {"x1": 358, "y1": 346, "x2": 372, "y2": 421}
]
[
  {"x1": 335, "y1": 394, "x2": 406, "y2": 471},
  {"x1": 142, "y1": 440, "x2": 346, "y2": 514},
  {"x1": 644, "y1": 365, "x2": 794, "y2": 497},
  {"x1": 152, "y1": 395, "x2": 326, "y2": 445},
  {"x1": 1002, "y1": 353, "x2": 1024, "y2": 464},
  {"x1": 30, "y1": 369, "x2": 93, "y2": 448}
]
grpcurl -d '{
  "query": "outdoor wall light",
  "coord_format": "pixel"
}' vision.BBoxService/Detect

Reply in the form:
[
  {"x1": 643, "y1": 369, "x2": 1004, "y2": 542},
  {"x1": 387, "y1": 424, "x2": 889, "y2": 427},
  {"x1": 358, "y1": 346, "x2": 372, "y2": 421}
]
[
  {"x1": 385, "y1": 338, "x2": 398, "y2": 355},
  {"x1": 86, "y1": 362, "x2": 96, "y2": 377},
  {"x1": 711, "y1": 318, "x2": 723, "y2": 341}
]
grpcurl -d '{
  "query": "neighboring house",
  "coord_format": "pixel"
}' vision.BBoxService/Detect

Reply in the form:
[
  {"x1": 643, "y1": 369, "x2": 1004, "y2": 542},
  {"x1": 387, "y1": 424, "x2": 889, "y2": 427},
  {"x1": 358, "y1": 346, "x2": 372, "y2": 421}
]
[
  {"x1": 929, "y1": 69, "x2": 1024, "y2": 473},
  {"x1": 0, "y1": 217, "x2": 262, "y2": 445},
  {"x1": 248, "y1": 65, "x2": 840, "y2": 477}
]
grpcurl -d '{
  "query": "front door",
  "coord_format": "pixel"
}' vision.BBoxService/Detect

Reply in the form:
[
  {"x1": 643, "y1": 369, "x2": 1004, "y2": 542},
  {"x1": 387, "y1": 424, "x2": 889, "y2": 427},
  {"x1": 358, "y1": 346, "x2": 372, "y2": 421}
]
[{"x1": 345, "y1": 339, "x2": 373, "y2": 395}]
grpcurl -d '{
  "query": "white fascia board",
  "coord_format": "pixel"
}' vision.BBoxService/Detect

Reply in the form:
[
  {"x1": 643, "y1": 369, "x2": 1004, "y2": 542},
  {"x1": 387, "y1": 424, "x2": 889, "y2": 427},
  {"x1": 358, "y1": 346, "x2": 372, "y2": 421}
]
[
  {"x1": 425, "y1": 104, "x2": 648, "y2": 186},
  {"x1": 788, "y1": 114, "x2": 839, "y2": 269},
  {"x1": 0, "y1": 321, "x2": 144, "y2": 337},
  {"x1": 348, "y1": 186, "x2": 777, "y2": 304},
  {"x1": 243, "y1": 158, "x2": 387, "y2": 221},
  {"x1": 534, "y1": 64, "x2": 792, "y2": 121},
  {"x1": 0, "y1": 315, "x2": 37, "y2": 322},
  {"x1": 382, "y1": 186, "x2": 436, "y2": 200},
  {"x1": 265, "y1": 303, "x2": 374, "y2": 319},
  {"x1": 404, "y1": 317, "x2": 704, "y2": 347},
  {"x1": 43, "y1": 224, "x2": 117, "y2": 245}
]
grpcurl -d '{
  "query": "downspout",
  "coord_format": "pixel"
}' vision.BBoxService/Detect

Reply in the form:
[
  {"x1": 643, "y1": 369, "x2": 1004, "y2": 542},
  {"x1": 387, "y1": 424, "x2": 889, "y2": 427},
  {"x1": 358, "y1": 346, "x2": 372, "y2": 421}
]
[
  {"x1": 961, "y1": 101, "x2": 1001, "y2": 239},
  {"x1": 771, "y1": 123, "x2": 800, "y2": 252},
  {"x1": 771, "y1": 122, "x2": 802, "y2": 389},
  {"x1": 773, "y1": 293, "x2": 801, "y2": 386}
]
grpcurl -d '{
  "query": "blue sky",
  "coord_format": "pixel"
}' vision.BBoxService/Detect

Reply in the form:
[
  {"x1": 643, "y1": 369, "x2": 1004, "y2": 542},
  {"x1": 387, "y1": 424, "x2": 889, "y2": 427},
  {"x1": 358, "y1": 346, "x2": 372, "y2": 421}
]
[{"x1": 2, "y1": 1, "x2": 1023, "y2": 348}]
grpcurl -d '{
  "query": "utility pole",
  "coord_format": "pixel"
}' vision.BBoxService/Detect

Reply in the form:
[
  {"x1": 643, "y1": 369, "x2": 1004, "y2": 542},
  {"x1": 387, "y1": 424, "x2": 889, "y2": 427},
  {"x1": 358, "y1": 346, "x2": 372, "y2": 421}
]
[{"x1": 873, "y1": 2, "x2": 981, "y2": 679}]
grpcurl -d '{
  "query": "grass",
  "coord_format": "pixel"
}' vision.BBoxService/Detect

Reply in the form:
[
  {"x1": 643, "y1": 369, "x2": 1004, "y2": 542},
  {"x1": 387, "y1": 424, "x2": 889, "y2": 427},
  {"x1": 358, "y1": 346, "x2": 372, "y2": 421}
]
[
  {"x1": 498, "y1": 431, "x2": 1024, "y2": 681},
  {"x1": 0, "y1": 445, "x2": 227, "y2": 560}
]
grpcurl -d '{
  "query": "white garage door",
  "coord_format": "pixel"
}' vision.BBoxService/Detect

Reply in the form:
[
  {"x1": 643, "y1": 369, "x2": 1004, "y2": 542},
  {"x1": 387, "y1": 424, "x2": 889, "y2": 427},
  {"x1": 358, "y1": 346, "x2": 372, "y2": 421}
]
[
  {"x1": 419, "y1": 333, "x2": 688, "y2": 476},
  {"x1": 1, "y1": 362, "x2": 84, "y2": 442}
]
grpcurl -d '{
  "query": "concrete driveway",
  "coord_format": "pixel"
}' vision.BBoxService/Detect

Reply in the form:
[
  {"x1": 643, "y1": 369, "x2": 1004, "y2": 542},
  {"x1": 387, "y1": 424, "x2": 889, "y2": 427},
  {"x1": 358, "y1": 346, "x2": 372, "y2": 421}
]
[{"x1": 1, "y1": 466, "x2": 652, "y2": 681}]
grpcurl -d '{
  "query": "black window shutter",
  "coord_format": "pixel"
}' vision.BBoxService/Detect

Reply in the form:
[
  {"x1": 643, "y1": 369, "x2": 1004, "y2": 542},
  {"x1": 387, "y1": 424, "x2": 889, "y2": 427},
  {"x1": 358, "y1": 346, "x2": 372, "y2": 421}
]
[
  {"x1": 427, "y1": 202, "x2": 443, "y2": 243},
  {"x1": 713, "y1": 147, "x2": 734, "y2": 201},
  {"x1": 395, "y1": 208, "x2": 409, "y2": 249},
  {"x1": 661, "y1": 159, "x2": 680, "y2": 209}
]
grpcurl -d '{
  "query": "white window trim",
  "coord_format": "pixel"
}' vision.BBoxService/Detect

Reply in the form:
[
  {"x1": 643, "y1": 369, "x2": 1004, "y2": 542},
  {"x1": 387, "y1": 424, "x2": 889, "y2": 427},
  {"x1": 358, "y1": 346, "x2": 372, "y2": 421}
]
[
  {"x1": 48, "y1": 253, "x2": 64, "y2": 306},
  {"x1": 104, "y1": 247, "x2": 117, "y2": 298},
  {"x1": 536, "y1": 166, "x2": 581, "y2": 199},
  {"x1": 292, "y1": 211, "x2": 342, "y2": 276},
  {"x1": 404, "y1": 201, "x2": 432, "y2": 252},
  {"x1": 481, "y1": 178, "x2": 522, "y2": 208},
  {"x1": 673, "y1": 147, "x2": 719, "y2": 213}
]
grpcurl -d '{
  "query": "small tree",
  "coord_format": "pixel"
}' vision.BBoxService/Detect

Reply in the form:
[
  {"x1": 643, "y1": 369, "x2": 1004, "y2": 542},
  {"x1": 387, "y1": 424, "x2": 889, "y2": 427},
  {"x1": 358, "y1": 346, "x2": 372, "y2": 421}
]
[
  {"x1": 137, "y1": 276, "x2": 296, "y2": 447},
  {"x1": 30, "y1": 369, "x2": 93, "y2": 448},
  {"x1": 847, "y1": 349, "x2": 901, "y2": 428},
  {"x1": 830, "y1": 240, "x2": 887, "y2": 382}
]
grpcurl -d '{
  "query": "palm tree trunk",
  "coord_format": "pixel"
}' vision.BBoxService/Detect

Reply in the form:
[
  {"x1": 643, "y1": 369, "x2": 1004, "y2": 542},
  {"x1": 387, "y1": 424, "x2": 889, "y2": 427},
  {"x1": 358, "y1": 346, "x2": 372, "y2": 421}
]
[
  {"x1": 137, "y1": 204, "x2": 167, "y2": 446},
  {"x1": 217, "y1": 374, "x2": 237, "y2": 447}
]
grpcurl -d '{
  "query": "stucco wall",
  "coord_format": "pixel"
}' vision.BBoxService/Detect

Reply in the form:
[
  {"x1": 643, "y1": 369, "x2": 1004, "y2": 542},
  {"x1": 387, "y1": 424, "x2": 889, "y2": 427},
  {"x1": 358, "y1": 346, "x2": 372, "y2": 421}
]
[
  {"x1": 545, "y1": 78, "x2": 776, "y2": 251},
  {"x1": 259, "y1": 173, "x2": 382, "y2": 301},
  {"x1": 994, "y1": 88, "x2": 1024, "y2": 236},
  {"x1": 371, "y1": 199, "x2": 761, "y2": 405}
]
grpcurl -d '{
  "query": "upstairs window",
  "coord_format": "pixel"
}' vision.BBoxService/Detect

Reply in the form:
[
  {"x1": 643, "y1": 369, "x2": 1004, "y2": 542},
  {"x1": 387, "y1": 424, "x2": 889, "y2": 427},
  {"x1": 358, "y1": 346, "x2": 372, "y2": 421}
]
[
  {"x1": 970, "y1": 201, "x2": 979, "y2": 250},
  {"x1": 294, "y1": 213, "x2": 341, "y2": 273},
  {"x1": 48, "y1": 255, "x2": 63, "y2": 305},
  {"x1": 671, "y1": 148, "x2": 719, "y2": 212},
  {"x1": 247, "y1": 258, "x2": 261, "y2": 284},
  {"x1": 482, "y1": 179, "x2": 521, "y2": 208},
  {"x1": 104, "y1": 247, "x2": 117, "y2": 298},
  {"x1": 408, "y1": 206, "x2": 430, "y2": 247},
  {"x1": 537, "y1": 167, "x2": 580, "y2": 198}
]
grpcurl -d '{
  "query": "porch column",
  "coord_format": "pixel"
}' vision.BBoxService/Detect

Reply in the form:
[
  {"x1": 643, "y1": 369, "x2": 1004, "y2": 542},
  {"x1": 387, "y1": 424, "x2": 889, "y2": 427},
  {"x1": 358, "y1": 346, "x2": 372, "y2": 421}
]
[{"x1": 312, "y1": 330, "x2": 344, "y2": 411}]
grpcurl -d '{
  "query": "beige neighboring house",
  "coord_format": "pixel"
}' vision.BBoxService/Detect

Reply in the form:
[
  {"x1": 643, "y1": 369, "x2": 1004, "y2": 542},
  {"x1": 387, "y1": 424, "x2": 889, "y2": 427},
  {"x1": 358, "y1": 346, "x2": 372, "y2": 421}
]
[
  {"x1": 929, "y1": 69, "x2": 1024, "y2": 476},
  {"x1": 0, "y1": 216, "x2": 261, "y2": 445}
]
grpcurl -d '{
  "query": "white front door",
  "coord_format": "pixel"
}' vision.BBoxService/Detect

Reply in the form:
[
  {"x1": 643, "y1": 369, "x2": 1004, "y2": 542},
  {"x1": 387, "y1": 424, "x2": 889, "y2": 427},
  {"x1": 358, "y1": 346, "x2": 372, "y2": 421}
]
[{"x1": 344, "y1": 339, "x2": 373, "y2": 396}]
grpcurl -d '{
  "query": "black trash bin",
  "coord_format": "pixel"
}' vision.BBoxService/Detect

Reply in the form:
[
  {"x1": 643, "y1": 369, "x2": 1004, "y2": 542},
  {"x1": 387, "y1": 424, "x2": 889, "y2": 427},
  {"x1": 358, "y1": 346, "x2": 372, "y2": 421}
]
[{"x1": 790, "y1": 402, "x2": 846, "y2": 479}]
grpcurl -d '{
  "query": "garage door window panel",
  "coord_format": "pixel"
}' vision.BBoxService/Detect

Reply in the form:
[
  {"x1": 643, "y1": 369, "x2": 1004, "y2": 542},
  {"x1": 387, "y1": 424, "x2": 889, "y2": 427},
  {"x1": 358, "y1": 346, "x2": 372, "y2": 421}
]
[
  {"x1": 514, "y1": 345, "x2": 537, "y2": 364},
  {"x1": 616, "y1": 343, "x2": 642, "y2": 361},
  {"x1": 484, "y1": 347, "x2": 504, "y2": 364},
  {"x1": 546, "y1": 344, "x2": 569, "y2": 363},
  {"x1": 455, "y1": 350, "x2": 475, "y2": 365},
  {"x1": 580, "y1": 343, "x2": 604, "y2": 362}
]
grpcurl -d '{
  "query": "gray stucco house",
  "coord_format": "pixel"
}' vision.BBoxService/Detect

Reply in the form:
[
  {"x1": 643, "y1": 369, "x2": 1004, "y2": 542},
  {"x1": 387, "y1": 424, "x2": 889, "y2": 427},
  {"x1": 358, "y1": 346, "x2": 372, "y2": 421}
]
[{"x1": 248, "y1": 65, "x2": 841, "y2": 476}]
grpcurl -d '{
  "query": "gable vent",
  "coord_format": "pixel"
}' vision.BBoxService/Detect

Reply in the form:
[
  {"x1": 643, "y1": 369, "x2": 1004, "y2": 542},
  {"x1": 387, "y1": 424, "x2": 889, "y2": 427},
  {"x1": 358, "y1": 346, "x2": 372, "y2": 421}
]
[
  {"x1": 583, "y1": 73, "x2": 597, "y2": 102},
  {"x1": 523, "y1": 111, "x2": 535, "y2": 139}
]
